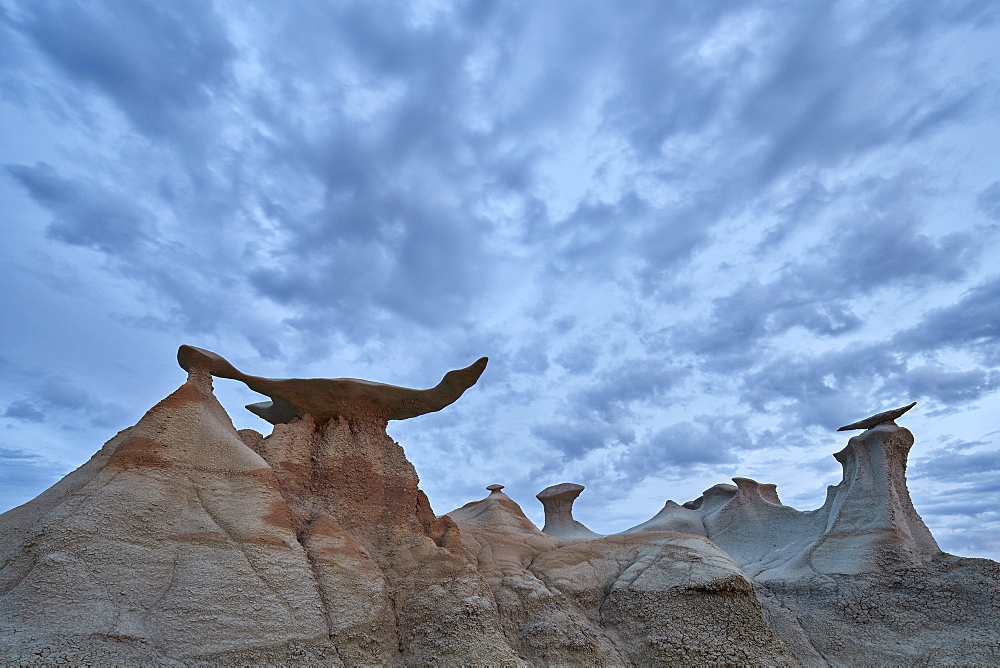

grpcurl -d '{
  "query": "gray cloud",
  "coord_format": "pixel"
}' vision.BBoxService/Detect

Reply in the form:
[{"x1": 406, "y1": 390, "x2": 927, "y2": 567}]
[
  {"x1": 977, "y1": 181, "x2": 1000, "y2": 221},
  {"x1": 888, "y1": 366, "x2": 1000, "y2": 405},
  {"x1": 14, "y1": 0, "x2": 234, "y2": 139},
  {"x1": 0, "y1": 446, "x2": 69, "y2": 511},
  {"x1": 4, "y1": 400, "x2": 44, "y2": 423},
  {"x1": 894, "y1": 276, "x2": 1000, "y2": 363},
  {"x1": 7, "y1": 162, "x2": 150, "y2": 252},
  {"x1": 672, "y1": 180, "x2": 979, "y2": 368},
  {"x1": 618, "y1": 416, "x2": 745, "y2": 481},
  {"x1": 571, "y1": 358, "x2": 689, "y2": 422}
]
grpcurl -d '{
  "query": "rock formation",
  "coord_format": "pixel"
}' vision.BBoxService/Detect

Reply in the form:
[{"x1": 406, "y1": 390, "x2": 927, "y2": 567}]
[
  {"x1": 535, "y1": 482, "x2": 602, "y2": 540},
  {"x1": 2, "y1": 355, "x2": 998, "y2": 666},
  {"x1": 177, "y1": 344, "x2": 489, "y2": 424},
  {"x1": 640, "y1": 411, "x2": 942, "y2": 580},
  {"x1": 836, "y1": 401, "x2": 916, "y2": 431},
  {"x1": 0, "y1": 348, "x2": 516, "y2": 665}
]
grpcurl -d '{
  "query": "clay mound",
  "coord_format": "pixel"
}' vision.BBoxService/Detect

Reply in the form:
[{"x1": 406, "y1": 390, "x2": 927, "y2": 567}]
[
  {"x1": 530, "y1": 532, "x2": 794, "y2": 665},
  {"x1": 447, "y1": 485, "x2": 555, "y2": 550},
  {"x1": 0, "y1": 370, "x2": 333, "y2": 663},
  {"x1": 624, "y1": 499, "x2": 707, "y2": 536}
]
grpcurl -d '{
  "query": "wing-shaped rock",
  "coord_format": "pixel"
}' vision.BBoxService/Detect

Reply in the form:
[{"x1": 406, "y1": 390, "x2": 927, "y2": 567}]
[
  {"x1": 178, "y1": 344, "x2": 488, "y2": 425},
  {"x1": 837, "y1": 401, "x2": 916, "y2": 431}
]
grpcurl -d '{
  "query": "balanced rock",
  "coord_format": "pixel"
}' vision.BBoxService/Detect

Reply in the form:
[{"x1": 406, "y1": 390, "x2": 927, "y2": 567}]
[
  {"x1": 618, "y1": 403, "x2": 1000, "y2": 664},
  {"x1": 177, "y1": 344, "x2": 488, "y2": 425},
  {"x1": 837, "y1": 401, "x2": 917, "y2": 431}
]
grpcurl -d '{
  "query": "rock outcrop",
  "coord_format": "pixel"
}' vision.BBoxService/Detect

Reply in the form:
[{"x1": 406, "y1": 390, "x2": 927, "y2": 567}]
[
  {"x1": 446, "y1": 486, "x2": 793, "y2": 664},
  {"x1": 620, "y1": 405, "x2": 999, "y2": 664},
  {"x1": 633, "y1": 418, "x2": 942, "y2": 580},
  {"x1": 1, "y1": 353, "x2": 998, "y2": 666},
  {"x1": 0, "y1": 349, "x2": 518, "y2": 665},
  {"x1": 0, "y1": 369, "x2": 335, "y2": 664}
]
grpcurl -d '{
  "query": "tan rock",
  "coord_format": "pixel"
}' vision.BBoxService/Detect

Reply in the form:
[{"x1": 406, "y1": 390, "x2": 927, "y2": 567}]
[
  {"x1": 0, "y1": 370, "x2": 335, "y2": 664},
  {"x1": 447, "y1": 486, "x2": 625, "y2": 664}
]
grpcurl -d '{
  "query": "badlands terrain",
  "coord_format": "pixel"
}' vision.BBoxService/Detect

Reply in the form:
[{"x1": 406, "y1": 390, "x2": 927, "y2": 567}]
[{"x1": 1, "y1": 346, "x2": 997, "y2": 665}]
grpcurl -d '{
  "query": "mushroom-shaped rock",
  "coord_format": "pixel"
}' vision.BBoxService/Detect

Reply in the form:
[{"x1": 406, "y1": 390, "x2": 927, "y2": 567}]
[
  {"x1": 536, "y1": 482, "x2": 602, "y2": 540},
  {"x1": 837, "y1": 401, "x2": 916, "y2": 431},
  {"x1": 178, "y1": 344, "x2": 488, "y2": 425},
  {"x1": 486, "y1": 484, "x2": 505, "y2": 494}
]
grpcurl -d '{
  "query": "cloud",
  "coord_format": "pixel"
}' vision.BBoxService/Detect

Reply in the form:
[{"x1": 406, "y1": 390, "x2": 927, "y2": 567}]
[
  {"x1": 2, "y1": 0, "x2": 1000, "y2": 562},
  {"x1": 738, "y1": 343, "x2": 903, "y2": 429},
  {"x1": 2, "y1": 377, "x2": 126, "y2": 430},
  {"x1": 887, "y1": 366, "x2": 1000, "y2": 404},
  {"x1": 741, "y1": 2, "x2": 991, "y2": 183},
  {"x1": 571, "y1": 357, "x2": 689, "y2": 422},
  {"x1": 617, "y1": 415, "x2": 745, "y2": 481},
  {"x1": 531, "y1": 420, "x2": 632, "y2": 459},
  {"x1": 912, "y1": 449, "x2": 1000, "y2": 484},
  {"x1": 13, "y1": 0, "x2": 235, "y2": 139},
  {"x1": 3, "y1": 400, "x2": 44, "y2": 423},
  {"x1": 0, "y1": 446, "x2": 68, "y2": 511},
  {"x1": 977, "y1": 181, "x2": 1000, "y2": 221},
  {"x1": 671, "y1": 179, "x2": 978, "y2": 366},
  {"x1": 7, "y1": 162, "x2": 150, "y2": 252},
  {"x1": 894, "y1": 275, "x2": 1000, "y2": 362}
]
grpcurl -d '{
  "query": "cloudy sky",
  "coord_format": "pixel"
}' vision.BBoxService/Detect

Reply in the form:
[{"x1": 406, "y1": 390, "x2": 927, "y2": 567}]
[{"x1": 2, "y1": 1, "x2": 999, "y2": 560}]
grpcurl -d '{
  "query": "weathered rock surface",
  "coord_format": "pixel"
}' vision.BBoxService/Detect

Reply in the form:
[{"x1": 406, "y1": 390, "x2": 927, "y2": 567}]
[
  {"x1": 622, "y1": 410, "x2": 1000, "y2": 664},
  {"x1": 0, "y1": 370, "x2": 335, "y2": 664},
  {"x1": 1, "y1": 357, "x2": 998, "y2": 666},
  {"x1": 447, "y1": 487, "x2": 794, "y2": 664},
  {"x1": 667, "y1": 422, "x2": 942, "y2": 581}
]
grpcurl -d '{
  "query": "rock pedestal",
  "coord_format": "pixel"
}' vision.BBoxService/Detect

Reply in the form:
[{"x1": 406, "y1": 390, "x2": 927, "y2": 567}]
[{"x1": 536, "y1": 482, "x2": 602, "y2": 540}]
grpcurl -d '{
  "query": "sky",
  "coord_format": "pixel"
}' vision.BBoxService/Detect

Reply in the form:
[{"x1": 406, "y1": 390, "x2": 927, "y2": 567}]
[{"x1": 2, "y1": 0, "x2": 999, "y2": 561}]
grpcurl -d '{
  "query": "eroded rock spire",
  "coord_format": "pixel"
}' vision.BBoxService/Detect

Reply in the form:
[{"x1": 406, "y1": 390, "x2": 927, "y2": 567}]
[{"x1": 177, "y1": 344, "x2": 488, "y2": 425}]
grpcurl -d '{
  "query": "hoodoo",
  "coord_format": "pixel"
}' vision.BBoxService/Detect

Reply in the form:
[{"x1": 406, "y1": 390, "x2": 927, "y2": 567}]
[{"x1": 536, "y1": 482, "x2": 602, "y2": 540}]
